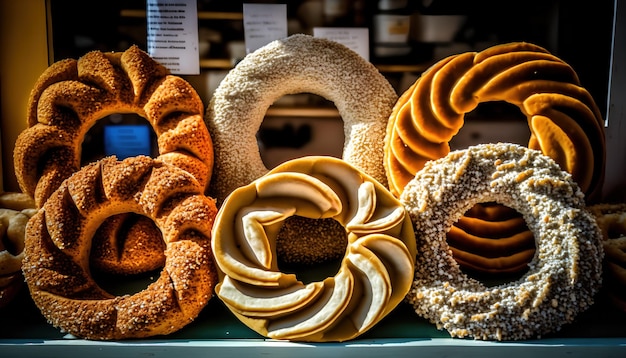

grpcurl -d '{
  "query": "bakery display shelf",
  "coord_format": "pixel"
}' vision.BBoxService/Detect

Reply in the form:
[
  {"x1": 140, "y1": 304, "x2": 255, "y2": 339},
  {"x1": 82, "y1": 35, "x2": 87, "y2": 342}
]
[{"x1": 1, "y1": 284, "x2": 625, "y2": 358}]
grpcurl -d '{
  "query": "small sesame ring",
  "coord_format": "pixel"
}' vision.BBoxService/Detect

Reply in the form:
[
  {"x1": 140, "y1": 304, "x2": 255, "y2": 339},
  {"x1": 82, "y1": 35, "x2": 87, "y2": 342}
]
[{"x1": 401, "y1": 143, "x2": 603, "y2": 341}]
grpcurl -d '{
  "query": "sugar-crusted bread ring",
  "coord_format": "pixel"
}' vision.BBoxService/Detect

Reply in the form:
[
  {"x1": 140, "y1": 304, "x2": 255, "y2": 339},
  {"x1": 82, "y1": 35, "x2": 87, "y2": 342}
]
[
  {"x1": 401, "y1": 143, "x2": 603, "y2": 341},
  {"x1": 206, "y1": 34, "x2": 398, "y2": 204},
  {"x1": 211, "y1": 156, "x2": 416, "y2": 342},
  {"x1": 588, "y1": 203, "x2": 626, "y2": 312},
  {"x1": 14, "y1": 45, "x2": 214, "y2": 275},
  {"x1": 21, "y1": 156, "x2": 218, "y2": 340},
  {"x1": 385, "y1": 42, "x2": 605, "y2": 201}
]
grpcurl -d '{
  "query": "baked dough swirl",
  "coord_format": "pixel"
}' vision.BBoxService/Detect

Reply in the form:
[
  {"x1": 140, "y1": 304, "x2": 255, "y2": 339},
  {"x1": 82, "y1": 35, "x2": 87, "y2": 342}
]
[
  {"x1": 401, "y1": 143, "x2": 603, "y2": 340},
  {"x1": 385, "y1": 42, "x2": 605, "y2": 201},
  {"x1": 22, "y1": 156, "x2": 218, "y2": 339},
  {"x1": 212, "y1": 156, "x2": 416, "y2": 342},
  {"x1": 384, "y1": 42, "x2": 605, "y2": 276},
  {"x1": 14, "y1": 45, "x2": 214, "y2": 275},
  {"x1": 206, "y1": 34, "x2": 398, "y2": 204}
]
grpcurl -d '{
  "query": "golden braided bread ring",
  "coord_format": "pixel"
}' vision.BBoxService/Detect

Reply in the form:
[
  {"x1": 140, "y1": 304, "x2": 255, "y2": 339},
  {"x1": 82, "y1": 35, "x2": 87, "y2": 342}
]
[
  {"x1": 384, "y1": 42, "x2": 605, "y2": 276},
  {"x1": 385, "y1": 42, "x2": 605, "y2": 200},
  {"x1": 14, "y1": 45, "x2": 213, "y2": 275},
  {"x1": 401, "y1": 143, "x2": 603, "y2": 341},
  {"x1": 22, "y1": 156, "x2": 218, "y2": 339},
  {"x1": 206, "y1": 34, "x2": 398, "y2": 204},
  {"x1": 588, "y1": 203, "x2": 626, "y2": 312},
  {"x1": 212, "y1": 156, "x2": 416, "y2": 342}
]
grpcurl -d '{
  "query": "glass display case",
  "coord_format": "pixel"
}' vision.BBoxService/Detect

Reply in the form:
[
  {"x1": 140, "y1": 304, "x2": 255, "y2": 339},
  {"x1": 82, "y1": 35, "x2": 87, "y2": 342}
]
[{"x1": 1, "y1": 1, "x2": 625, "y2": 356}]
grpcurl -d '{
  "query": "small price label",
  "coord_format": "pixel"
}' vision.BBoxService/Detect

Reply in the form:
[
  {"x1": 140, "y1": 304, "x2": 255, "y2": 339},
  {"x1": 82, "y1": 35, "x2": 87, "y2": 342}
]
[
  {"x1": 243, "y1": 3, "x2": 288, "y2": 55},
  {"x1": 146, "y1": 0, "x2": 199, "y2": 74}
]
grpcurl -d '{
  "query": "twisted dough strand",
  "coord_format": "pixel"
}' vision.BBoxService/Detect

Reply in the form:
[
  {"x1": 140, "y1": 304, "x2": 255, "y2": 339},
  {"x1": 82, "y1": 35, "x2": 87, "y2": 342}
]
[
  {"x1": 385, "y1": 42, "x2": 605, "y2": 201},
  {"x1": 22, "y1": 156, "x2": 218, "y2": 340}
]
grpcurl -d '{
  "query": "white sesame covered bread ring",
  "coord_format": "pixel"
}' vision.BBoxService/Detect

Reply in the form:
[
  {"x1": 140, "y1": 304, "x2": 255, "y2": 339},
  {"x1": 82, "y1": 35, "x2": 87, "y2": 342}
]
[
  {"x1": 211, "y1": 156, "x2": 416, "y2": 342},
  {"x1": 385, "y1": 42, "x2": 605, "y2": 201},
  {"x1": 401, "y1": 143, "x2": 604, "y2": 341},
  {"x1": 21, "y1": 156, "x2": 218, "y2": 340},
  {"x1": 14, "y1": 45, "x2": 214, "y2": 275},
  {"x1": 206, "y1": 34, "x2": 398, "y2": 204}
]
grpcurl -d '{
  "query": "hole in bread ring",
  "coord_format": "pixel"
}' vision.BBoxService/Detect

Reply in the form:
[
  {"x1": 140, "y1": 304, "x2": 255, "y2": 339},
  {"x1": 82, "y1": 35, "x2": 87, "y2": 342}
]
[
  {"x1": 14, "y1": 46, "x2": 214, "y2": 275},
  {"x1": 206, "y1": 34, "x2": 398, "y2": 204},
  {"x1": 21, "y1": 156, "x2": 218, "y2": 340},
  {"x1": 211, "y1": 156, "x2": 415, "y2": 342},
  {"x1": 401, "y1": 143, "x2": 604, "y2": 341}
]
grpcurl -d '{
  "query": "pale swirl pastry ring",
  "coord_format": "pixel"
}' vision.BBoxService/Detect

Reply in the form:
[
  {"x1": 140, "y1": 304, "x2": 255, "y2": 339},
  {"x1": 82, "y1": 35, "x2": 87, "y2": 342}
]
[
  {"x1": 206, "y1": 34, "x2": 398, "y2": 203},
  {"x1": 401, "y1": 143, "x2": 603, "y2": 341},
  {"x1": 211, "y1": 156, "x2": 416, "y2": 342},
  {"x1": 22, "y1": 156, "x2": 218, "y2": 340}
]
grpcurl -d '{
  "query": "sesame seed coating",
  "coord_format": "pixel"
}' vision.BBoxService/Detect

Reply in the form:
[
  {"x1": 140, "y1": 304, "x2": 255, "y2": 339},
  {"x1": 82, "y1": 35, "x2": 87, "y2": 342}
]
[
  {"x1": 205, "y1": 34, "x2": 398, "y2": 205},
  {"x1": 22, "y1": 156, "x2": 218, "y2": 340},
  {"x1": 400, "y1": 143, "x2": 604, "y2": 341},
  {"x1": 13, "y1": 45, "x2": 214, "y2": 275}
]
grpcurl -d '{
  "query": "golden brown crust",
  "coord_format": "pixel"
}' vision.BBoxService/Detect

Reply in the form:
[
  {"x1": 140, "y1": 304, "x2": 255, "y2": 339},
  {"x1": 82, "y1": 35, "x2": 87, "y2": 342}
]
[
  {"x1": 384, "y1": 41, "x2": 605, "y2": 201},
  {"x1": 401, "y1": 143, "x2": 604, "y2": 341},
  {"x1": 212, "y1": 156, "x2": 416, "y2": 342},
  {"x1": 14, "y1": 45, "x2": 214, "y2": 275},
  {"x1": 384, "y1": 42, "x2": 605, "y2": 276},
  {"x1": 22, "y1": 156, "x2": 218, "y2": 340}
]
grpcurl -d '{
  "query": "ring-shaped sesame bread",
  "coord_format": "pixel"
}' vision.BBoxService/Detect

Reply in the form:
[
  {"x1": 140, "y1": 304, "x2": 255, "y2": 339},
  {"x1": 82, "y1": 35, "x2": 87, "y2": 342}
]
[
  {"x1": 14, "y1": 45, "x2": 213, "y2": 203},
  {"x1": 13, "y1": 45, "x2": 214, "y2": 275},
  {"x1": 21, "y1": 156, "x2": 218, "y2": 340},
  {"x1": 211, "y1": 156, "x2": 416, "y2": 342},
  {"x1": 400, "y1": 143, "x2": 604, "y2": 341},
  {"x1": 588, "y1": 203, "x2": 626, "y2": 312},
  {"x1": 206, "y1": 34, "x2": 398, "y2": 204},
  {"x1": 385, "y1": 42, "x2": 605, "y2": 201}
]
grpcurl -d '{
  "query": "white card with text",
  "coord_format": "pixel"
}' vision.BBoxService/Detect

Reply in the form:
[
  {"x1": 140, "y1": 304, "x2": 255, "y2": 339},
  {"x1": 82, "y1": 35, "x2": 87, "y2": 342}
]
[
  {"x1": 146, "y1": 0, "x2": 199, "y2": 74},
  {"x1": 243, "y1": 3, "x2": 287, "y2": 55}
]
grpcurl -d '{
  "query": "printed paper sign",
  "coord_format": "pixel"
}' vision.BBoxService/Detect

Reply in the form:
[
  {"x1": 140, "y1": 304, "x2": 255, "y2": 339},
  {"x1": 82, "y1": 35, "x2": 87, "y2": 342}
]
[
  {"x1": 314, "y1": 27, "x2": 370, "y2": 61},
  {"x1": 243, "y1": 3, "x2": 287, "y2": 54},
  {"x1": 146, "y1": 0, "x2": 199, "y2": 74}
]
